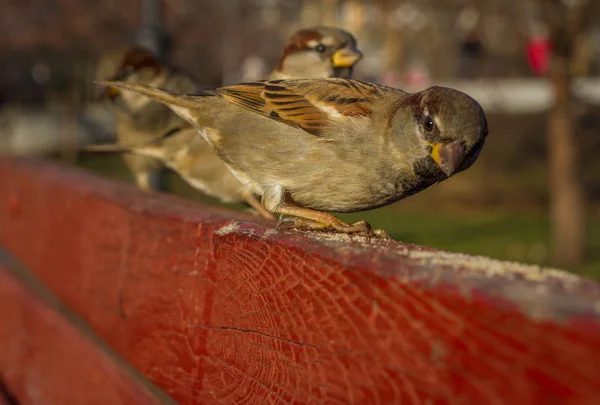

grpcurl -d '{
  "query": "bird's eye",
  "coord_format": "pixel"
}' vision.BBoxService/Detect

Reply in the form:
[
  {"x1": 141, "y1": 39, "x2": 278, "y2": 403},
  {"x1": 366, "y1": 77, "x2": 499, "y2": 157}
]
[
  {"x1": 315, "y1": 44, "x2": 326, "y2": 53},
  {"x1": 421, "y1": 115, "x2": 435, "y2": 132},
  {"x1": 115, "y1": 66, "x2": 135, "y2": 81}
]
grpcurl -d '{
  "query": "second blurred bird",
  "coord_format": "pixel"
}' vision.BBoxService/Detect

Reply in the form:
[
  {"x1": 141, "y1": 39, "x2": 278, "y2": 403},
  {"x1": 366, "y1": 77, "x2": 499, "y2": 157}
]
[
  {"x1": 93, "y1": 46, "x2": 197, "y2": 191},
  {"x1": 90, "y1": 26, "x2": 362, "y2": 218}
]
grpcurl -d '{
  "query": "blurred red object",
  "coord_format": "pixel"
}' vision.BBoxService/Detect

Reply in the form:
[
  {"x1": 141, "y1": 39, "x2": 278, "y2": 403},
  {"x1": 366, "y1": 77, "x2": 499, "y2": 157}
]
[
  {"x1": 526, "y1": 36, "x2": 552, "y2": 76},
  {"x1": 402, "y1": 67, "x2": 431, "y2": 90}
]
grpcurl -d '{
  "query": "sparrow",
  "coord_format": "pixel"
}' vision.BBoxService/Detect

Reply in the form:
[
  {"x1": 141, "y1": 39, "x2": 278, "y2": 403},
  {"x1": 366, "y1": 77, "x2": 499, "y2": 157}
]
[
  {"x1": 269, "y1": 26, "x2": 362, "y2": 80},
  {"x1": 94, "y1": 45, "x2": 198, "y2": 191},
  {"x1": 88, "y1": 28, "x2": 363, "y2": 220},
  {"x1": 94, "y1": 78, "x2": 489, "y2": 238}
]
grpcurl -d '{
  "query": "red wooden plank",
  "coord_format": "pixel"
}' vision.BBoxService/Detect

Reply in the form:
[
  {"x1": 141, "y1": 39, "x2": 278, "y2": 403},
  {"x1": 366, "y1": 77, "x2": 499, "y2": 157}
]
[
  {"x1": 1, "y1": 156, "x2": 600, "y2": 405},
  {"x1": 0, "y1": 255, "x2": 175, "y2": 405}
]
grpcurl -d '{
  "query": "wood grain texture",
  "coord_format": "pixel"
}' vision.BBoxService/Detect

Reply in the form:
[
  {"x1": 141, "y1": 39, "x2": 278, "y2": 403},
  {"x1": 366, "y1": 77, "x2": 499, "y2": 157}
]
[
  {"x1": 0, "y1": 259, "x2": 174, "y2": 405},
  {"x1": 1, "y1": 157, "x2": 600, "y2": 405}
]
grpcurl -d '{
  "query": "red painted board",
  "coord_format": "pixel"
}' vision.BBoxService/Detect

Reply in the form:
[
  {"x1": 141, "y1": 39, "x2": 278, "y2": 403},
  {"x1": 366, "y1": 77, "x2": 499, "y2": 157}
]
[
  {"x1": 1, "y1": 157, "x2": 600, "y2": 405},
  {"x1": 0, "y1": 256, "x2": 175, "y2": 405}
]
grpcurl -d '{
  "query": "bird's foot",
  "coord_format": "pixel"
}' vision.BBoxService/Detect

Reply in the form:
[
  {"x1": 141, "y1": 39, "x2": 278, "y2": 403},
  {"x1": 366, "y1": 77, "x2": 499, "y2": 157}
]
[
  {"x1": 277, "y1": 217, "x2": 329, "y2": 231},
  {"x1": 277, "y1": 216, "x2": 392, "y2": 240},
  {"x1": 332, "y1": 220, "x2": 392, "y2": 240}
]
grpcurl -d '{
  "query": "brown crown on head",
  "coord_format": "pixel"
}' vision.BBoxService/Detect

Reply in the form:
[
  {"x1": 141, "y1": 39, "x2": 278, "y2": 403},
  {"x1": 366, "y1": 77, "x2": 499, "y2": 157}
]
[
  {"x1": 94, "y1": 46, "x2": 163, "y2": 99},
  {"x1": 117, "y1": 46, "x2": 162, "y2": 78},
  {"x1": 283, "y1": 29, "x2": 324, "y2": 54},
  {"x1": 275, "y1": 29, "x2": 323, "y2": 71}
]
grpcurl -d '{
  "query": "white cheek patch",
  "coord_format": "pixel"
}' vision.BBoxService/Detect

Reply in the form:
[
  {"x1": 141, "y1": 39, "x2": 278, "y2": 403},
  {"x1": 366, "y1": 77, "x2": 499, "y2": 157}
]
[{"x1": 321, "y1": 36, "x2": 336, "y2": 46}]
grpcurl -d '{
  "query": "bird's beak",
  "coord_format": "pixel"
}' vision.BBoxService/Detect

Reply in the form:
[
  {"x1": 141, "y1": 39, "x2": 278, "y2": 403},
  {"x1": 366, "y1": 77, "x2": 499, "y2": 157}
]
[
  {"x1": 93, "y1": 83, "x2": 120, "y2": 101},
  {"x1": 430, "y1": 141, "x2": 465, "y2": 177},
  {"x1": 331, "y1": 45, "x2": 363, "y2": 68},
  {"x1": 106, "y1": 87, "x2": 121, "y2": 98}
]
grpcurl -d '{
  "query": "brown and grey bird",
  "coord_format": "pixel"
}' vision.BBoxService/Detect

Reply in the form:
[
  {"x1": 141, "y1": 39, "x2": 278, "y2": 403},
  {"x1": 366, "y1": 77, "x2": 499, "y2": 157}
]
[
  {"x1": 89, "y1": 27, "x2": 363, "y2": 219},
  {"x1": 269, "y1": 26, "x2": 362, "y2": 80},
  {"x1": 94, "y1": 78, "x2": 489, "y2": 238},
  {"x1": 94, "y1": 46, "x2": 198, "y2": 191}
]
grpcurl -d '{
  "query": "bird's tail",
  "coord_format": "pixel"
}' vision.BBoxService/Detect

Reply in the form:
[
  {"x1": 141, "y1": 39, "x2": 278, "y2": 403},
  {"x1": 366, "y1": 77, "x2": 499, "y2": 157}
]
[
  {"x1": 94, "y1": 80, "x2": 211, "y2": 111},
  {"x1": 94, "y1": 80, "x2": 213, "y2": 140}
]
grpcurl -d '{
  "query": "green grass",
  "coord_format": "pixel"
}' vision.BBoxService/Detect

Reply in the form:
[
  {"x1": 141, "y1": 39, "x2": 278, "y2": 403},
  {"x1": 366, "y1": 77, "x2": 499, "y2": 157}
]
[
  {"x1": 339, "y1": 210, "x2": 600, "y2": 279},
  {"x1": 75, "y1": 154, "x2": 600, "y2": 280}
]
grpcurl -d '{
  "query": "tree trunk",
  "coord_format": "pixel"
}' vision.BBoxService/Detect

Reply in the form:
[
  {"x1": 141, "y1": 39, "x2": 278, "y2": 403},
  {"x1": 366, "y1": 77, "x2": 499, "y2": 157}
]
[{"x1": 547, "y1": 57, "x2": 585, "y2": 266}]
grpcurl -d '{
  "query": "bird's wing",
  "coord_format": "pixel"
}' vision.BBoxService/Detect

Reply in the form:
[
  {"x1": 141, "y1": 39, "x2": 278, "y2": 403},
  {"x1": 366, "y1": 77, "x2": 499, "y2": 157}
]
[{"x1": 217, "y1": 78, "x2": 392, "y2": 136}]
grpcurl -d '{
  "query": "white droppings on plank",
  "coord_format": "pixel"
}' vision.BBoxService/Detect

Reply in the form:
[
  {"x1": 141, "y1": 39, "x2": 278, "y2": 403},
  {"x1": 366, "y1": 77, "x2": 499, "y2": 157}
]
[{"x1": 214, "y1": 222, "x2": 240, "y2": 236}]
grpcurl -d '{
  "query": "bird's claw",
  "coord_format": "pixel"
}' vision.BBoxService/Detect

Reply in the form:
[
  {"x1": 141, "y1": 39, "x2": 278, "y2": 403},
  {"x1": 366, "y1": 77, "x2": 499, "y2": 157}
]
[
  {"x1": 371, "y1": 228, "x2": 393, "y2": 240},
  {"x1": 276, "y1": 217, "x2": 393, "y2": 240}
]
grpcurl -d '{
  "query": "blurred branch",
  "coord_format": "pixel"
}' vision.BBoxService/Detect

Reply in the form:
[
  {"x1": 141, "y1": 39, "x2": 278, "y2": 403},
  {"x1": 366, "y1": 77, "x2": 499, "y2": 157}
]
[{"x1": 538, "y1": 0, "x2": 592, "y2": 60}]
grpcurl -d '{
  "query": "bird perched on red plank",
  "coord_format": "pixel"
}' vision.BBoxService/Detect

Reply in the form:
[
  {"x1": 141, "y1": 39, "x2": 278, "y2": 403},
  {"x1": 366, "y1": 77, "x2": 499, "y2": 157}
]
[{"x1": 94, "y1": 78, "x2": 488, "y2": 239}]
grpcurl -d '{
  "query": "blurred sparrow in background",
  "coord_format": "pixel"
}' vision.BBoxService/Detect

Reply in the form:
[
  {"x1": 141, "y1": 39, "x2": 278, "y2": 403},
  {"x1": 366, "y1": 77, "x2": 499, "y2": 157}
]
[
  {"x1": 270, "y1": 26, "x2": 362, "y2": 79},
  {"x1": 94, "y1": 46, "x2": 197, "y2": 191},
  {"x1": 95, "y1": 78, "x2": 488, "y2": 238}
]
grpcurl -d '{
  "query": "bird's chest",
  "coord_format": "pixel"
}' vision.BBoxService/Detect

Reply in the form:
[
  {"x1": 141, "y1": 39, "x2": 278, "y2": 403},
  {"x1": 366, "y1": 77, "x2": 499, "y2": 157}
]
[{"x1": 290, "y1": 155, "x2": 408, "y2": 213}]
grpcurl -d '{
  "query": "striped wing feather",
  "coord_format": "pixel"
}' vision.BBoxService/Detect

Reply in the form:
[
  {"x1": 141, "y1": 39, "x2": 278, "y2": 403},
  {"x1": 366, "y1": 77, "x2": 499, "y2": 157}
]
[{"x1": 217, "y1": 79, "x2": 389, "y2": 136}]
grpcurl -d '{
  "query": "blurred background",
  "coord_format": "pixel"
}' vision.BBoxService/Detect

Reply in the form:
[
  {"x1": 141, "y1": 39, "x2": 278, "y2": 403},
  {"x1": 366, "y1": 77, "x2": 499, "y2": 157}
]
[{"x1": 0, "y1": 0, "x2": 599, "y2": 276}]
